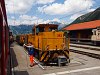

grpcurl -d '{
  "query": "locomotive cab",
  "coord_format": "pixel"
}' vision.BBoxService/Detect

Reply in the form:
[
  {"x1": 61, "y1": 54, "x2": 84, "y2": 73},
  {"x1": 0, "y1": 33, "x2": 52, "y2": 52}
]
[
  {"x1": 32, "y1": 24, "x2": 68, "y2": 51},
  {"x1": 32, "y1": 24, "x2": 58, "y2": 34}
]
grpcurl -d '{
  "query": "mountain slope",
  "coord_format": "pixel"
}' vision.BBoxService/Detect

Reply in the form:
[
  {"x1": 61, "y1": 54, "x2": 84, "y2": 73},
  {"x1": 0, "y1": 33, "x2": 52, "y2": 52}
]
[
  {"x1": 9, "y1": 24, "x2": 34, "y2": 35},
  {"x1": 62, "y1": 7, "x2": 100, "y2": 30},
  {"x1": 71, "y1": 7, "x2": 100, "y2": 25}
]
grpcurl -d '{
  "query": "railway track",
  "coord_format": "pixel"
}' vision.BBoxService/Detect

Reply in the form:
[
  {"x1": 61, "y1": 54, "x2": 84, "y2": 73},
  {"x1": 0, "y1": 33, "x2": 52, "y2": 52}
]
[{"x1": 70, "y1": 44, "x2": 100, "y2": 59}]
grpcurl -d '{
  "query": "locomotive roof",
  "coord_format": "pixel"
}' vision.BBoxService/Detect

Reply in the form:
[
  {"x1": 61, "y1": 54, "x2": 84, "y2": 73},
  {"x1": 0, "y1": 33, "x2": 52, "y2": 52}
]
[{"x1": 35, "y1": 24, "x2": 58, "y2": 28}]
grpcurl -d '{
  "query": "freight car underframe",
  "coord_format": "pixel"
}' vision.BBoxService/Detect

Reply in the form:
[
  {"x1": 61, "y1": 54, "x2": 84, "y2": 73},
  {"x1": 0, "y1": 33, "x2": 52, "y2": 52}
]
[{"x1": 34, "y1": 49, "x2": 70, "y2": 66}]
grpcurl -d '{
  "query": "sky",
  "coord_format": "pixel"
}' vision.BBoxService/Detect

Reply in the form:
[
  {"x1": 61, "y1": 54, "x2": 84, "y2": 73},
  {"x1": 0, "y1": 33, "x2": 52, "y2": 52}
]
[{"x1": 5, "y1": 0, "x2": 100, "y2": 27}]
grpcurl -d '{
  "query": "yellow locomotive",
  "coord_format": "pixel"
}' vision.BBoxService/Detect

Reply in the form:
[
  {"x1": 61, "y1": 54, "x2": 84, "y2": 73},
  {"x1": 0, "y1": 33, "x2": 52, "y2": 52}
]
[
  {"x1": 17, "y1": 24, "x2": 70, "y2": 64},
  {"x1": 25, "y1": 24, "x2": 70, "y2": 64}
]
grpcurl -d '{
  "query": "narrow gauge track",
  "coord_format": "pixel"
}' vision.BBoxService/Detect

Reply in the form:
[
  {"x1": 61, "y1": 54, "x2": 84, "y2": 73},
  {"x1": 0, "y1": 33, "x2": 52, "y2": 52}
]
[
  {"x1": 70, "y1": 44, "x2": 100, "y2": 51},
  {"x1": 70, "y1": 41, "x2": 93, "y2": 45},
  {"x1": 70, "y1": 44, "x2": 100, "y2": 59}
]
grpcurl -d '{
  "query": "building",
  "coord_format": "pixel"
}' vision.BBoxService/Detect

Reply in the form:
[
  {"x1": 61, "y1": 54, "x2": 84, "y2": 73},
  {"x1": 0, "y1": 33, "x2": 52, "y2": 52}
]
[{"x1": 63, "y1": 7, "x2": 100, "y2": 42}]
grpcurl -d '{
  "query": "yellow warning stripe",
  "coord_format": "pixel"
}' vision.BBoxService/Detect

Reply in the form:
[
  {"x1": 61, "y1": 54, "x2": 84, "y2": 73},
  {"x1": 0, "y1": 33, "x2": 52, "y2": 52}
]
[
  {"x1": 40, "y1": 52, "x2": 48, "y2": 61},
  {"x1": 64, "y1": 51, "x2": 69, "y2": 58}
]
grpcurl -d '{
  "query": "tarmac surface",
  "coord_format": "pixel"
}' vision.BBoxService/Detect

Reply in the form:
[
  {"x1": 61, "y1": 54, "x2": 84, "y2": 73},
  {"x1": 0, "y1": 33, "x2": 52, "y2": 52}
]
[{"x1": 11, "y1": 42, "x2": 100, "y2": 75}]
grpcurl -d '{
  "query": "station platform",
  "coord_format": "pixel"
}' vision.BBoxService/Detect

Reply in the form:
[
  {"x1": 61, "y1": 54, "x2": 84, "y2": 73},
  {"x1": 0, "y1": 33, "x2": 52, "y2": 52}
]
[
  {"x1": 10, "y1": 42, "x2": 100, "y2": 75},
  {"x1": 10, "y1": 42, "x2": 42, "y2": 75}
]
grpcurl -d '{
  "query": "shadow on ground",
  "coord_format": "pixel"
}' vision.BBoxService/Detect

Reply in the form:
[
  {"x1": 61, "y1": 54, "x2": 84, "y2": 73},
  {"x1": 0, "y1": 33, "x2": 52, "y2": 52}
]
[
  {"x1": 14, "y1": 71, "x2": 29, "y2": 75},
  {"x1": 10, "y1": 47, "x2": 18, "y2": 67}
]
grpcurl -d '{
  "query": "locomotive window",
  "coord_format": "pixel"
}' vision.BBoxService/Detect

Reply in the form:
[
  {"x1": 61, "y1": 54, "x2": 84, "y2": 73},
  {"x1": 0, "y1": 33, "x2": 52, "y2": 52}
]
[
  {"x1": 49, "y1": 27, "x2": 57, "y2": 31},
  {"x1": 36, "y1": 27, "x2": 39, "y2": 33},
  {"x1": 36, "y1": 27, "x2": 44, "y2": 33},
  {"x1": 39, "y1": 27, "x2": 44, "y2": 32}
]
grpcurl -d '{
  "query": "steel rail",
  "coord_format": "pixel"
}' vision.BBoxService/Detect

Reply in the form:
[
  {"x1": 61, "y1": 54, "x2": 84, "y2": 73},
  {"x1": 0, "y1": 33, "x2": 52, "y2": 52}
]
[
  {"x1": 70, "y1": 45, "x2": 100, "y2": 51},
  {"x1": 70, "y1": 44, "x2": 100, "y2": 59},
  {"x1": 70, "y1": 49, "x2": 100, "y2": 59}
]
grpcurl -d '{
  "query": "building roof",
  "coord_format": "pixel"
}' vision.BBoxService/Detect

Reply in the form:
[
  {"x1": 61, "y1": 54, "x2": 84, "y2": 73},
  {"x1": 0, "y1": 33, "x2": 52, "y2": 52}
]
[{"x1": 63, "y1": 20, "x2": 100, "y2": 31}]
